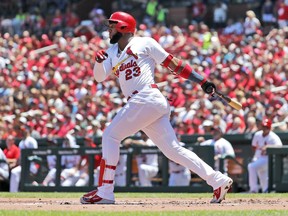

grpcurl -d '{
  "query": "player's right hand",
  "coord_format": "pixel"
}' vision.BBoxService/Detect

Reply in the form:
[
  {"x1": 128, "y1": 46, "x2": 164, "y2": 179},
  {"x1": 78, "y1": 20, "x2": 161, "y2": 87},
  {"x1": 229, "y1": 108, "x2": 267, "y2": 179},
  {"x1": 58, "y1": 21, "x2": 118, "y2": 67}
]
[{"x1": 95, "y1": 50, "x2": 108, "y2": 63}]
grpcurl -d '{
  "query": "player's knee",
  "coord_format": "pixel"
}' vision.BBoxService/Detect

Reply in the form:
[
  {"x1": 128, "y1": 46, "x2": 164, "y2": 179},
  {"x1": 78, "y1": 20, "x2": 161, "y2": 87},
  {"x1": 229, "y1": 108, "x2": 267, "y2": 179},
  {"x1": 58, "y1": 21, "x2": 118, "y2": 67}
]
[{"x1": 102, "y1": 129, "x2": 122, "y2": 145}]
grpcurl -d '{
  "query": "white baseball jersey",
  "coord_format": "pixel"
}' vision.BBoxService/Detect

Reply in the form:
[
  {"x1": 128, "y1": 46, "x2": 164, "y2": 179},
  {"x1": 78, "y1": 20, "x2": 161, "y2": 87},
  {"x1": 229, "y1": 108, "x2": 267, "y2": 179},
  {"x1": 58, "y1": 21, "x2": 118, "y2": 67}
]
[
  {"x1": 0, "y1": 149, "x2": 9, "y2": 180},
  {"x1": 10, "y1": 136, "x2": 38, "y2": 192},
  {"x1": 200, "y1": 138, "x2": 235, "y2": 172},
  {"x1": 168, "y1": 160, "x2": 191, "y2": 186},
  {"x1": 18, "y1": 136, "x2": 38, "y2": 150},
  {"x1": 136, "y1": 139, "x2": 158, "y2": 168},
  {"x1": 252, "y1": 130, "x2": 283, "y2": 160},
  {"x1": 94, "y1": 37, "x2": 169, "y2": 98}
]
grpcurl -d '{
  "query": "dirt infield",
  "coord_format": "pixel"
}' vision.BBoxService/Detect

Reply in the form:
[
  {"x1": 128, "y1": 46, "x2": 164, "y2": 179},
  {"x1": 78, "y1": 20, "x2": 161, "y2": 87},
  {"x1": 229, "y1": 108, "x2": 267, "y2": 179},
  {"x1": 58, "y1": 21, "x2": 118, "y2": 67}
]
[{"x1": 0, "y1": 197, "x2": 287, "y2": 211}]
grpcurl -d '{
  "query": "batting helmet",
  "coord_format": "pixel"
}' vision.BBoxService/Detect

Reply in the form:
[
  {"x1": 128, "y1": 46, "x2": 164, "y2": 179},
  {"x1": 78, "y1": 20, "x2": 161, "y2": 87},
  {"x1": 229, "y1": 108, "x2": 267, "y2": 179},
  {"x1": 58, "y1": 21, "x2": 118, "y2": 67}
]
[
  {"x1": 108, "y1": 11, "x2": 136, "y2": 33},
  {"x1": 262, "y1": 118, "x2": 272, "y2": 129}
]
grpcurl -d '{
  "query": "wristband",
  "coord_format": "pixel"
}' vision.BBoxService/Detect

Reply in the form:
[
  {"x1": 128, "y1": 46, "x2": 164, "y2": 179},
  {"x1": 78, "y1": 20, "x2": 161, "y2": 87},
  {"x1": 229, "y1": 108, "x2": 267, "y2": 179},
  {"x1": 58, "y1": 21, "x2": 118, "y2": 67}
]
[
  {"x1": 174, "y1": 60, "x2": 182, "y2": 74},
  {"x1": 179, "y1": 64, "x2": 192, "y2": 79},
  {"x1": 162, "y1": 54, "x2": 173, "y2": 68}
]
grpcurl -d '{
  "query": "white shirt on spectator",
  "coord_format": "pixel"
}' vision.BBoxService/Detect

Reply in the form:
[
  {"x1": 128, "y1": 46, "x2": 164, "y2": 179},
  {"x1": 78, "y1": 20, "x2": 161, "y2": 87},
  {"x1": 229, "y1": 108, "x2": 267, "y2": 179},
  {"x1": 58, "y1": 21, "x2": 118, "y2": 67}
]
[
  {"x1": 213, "y1": 3, "x2": 228, "y2": 23},
  {"x1": 244, "y1": 17, "x2": 260, "y2": 35}
]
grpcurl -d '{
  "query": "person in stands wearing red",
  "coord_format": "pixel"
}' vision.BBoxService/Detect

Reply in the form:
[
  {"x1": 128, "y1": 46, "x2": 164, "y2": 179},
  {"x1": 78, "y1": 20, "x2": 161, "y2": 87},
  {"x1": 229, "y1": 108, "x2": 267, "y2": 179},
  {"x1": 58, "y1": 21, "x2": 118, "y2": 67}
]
[{"x1": 3, "y1": 135, "x2": 20, "y2": 170}]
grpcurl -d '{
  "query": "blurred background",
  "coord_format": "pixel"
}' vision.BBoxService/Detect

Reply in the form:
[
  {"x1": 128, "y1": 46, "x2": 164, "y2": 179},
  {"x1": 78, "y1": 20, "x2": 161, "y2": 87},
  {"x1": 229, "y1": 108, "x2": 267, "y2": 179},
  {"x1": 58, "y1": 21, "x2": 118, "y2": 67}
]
[{"x1": 0, "y1": 0, "x2": 287, "y2": 193}]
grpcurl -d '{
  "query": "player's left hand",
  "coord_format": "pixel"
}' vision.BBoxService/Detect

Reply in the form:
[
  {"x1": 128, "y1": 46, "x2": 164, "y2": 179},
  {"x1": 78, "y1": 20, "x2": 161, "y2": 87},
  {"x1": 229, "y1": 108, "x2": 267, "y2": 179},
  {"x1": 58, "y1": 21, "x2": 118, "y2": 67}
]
[
  {"x1": 95, "y1": 50, "x2": 108, "y2": 63},
  {"x1": 201, "y1": 81, "x2": 216, "y2": 95}
]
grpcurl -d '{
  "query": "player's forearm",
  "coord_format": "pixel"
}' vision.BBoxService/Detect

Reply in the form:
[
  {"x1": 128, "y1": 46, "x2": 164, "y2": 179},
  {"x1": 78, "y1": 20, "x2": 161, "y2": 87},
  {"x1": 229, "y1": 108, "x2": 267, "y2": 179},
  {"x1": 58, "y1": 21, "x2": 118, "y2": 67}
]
[
  {"x1": 162, "y1": 55, "x2": 216, "y2": 94},
  {"x1": 162, "y1": 55, "x2": 206, "y2": 84},
  {"x1": 93, "y1": 63, "x2": 110, "y2": 82}
]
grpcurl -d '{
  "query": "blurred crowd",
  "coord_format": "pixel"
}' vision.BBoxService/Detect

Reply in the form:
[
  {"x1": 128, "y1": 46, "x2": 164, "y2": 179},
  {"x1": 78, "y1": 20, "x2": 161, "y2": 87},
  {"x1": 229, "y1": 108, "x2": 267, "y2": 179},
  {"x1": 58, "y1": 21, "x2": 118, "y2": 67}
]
[
  {"x1": 0, "y1": 0, "x2": 287, "y2": 193},
  {"x1": 0, "y1": 0, "x2": 288, "y2": 144}
]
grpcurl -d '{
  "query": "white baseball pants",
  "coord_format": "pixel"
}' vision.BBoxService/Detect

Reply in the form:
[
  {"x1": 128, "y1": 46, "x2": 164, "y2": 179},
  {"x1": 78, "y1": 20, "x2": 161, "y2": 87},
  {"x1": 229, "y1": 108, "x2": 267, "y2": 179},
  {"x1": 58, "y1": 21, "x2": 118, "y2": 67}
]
[
  {"x1": 169, "y1": 169, "x2": 191, "y2": 186},
  {"x1": 97, "y1": 88, "x2": 230, "y2": 200},
  {"x1": 138, "y1": 164, "x2": 158, "y2": 186},
  {"x1": 248, "y1": 157, "x2": 268, "y2": 192},
  {"x1": 10, "y1": 166, "x2": 21, "y2": 192}
]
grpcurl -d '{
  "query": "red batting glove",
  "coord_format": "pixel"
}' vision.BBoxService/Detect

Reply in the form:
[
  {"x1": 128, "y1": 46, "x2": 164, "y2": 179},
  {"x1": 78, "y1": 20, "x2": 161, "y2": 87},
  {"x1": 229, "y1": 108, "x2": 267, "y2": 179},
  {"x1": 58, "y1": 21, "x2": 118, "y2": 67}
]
[{"x1": 95, "y1": 50, "x2": 108, "y2": 63}]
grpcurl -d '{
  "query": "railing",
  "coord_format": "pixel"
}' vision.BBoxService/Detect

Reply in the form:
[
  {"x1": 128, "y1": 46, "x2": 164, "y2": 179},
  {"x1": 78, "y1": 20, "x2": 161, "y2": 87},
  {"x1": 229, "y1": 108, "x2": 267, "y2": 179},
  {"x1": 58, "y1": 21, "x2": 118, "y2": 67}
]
[
  {"x1": 20, "y1": 145, "x2": 215, "y2": 192},
  {"x1": 267, "y1": 146, "x2": 288, "y2": 192},
  {"x1": 2, "y1": 132, "x2": 287, "y2": 192}
]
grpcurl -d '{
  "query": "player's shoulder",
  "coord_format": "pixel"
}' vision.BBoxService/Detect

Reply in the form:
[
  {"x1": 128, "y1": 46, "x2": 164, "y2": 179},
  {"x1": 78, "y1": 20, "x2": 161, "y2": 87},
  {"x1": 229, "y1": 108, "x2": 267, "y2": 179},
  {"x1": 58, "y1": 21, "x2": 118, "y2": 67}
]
[
  {"x1": 221, "y1": 137, "x2": 232, "y2": 144},
  {"x1": 269, "y1": 130, "x2": 280, "y2": 138},
  {"x1": 132, "y1": 36, "x2": 157, "y2": 44}
]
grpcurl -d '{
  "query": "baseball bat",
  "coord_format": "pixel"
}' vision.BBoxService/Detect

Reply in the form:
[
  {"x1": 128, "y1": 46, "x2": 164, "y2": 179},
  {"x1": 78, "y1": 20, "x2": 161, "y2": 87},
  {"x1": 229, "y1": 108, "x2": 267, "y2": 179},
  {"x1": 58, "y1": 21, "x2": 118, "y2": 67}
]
[{"x1": 214, "y1": 90, "x2": 242, "y2": 111}]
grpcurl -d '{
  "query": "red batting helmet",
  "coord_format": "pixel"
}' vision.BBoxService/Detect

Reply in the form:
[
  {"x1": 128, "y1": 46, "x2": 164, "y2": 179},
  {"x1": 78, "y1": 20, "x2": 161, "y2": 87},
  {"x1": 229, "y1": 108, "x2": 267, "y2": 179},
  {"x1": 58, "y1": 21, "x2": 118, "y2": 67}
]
[
  {"x1": 262, "y1": 118, "x2": 272, "y2": 129},
  {"x1": 108, "y1": 11, "x2": 136, "y2": 33}
]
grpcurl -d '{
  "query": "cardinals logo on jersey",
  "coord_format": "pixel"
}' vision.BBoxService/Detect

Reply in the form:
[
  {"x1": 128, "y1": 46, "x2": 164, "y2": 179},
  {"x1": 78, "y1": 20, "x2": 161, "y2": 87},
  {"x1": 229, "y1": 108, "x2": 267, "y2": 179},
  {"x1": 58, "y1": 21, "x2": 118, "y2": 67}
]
[
  {"x1": 126, "y1": 46, "x2": 138, "y2": 60},
  {"x1": 113, "y1": 46, "x2": 140, "y2": 78}
]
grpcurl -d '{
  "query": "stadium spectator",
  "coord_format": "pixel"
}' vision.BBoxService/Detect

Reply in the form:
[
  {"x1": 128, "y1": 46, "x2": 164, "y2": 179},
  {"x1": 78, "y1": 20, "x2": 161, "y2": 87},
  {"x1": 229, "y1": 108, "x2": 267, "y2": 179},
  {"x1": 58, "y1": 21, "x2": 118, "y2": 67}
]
[
  {"x1": 243, "y1": 10, "x2": 261, "y2": 38},
  {"x1": 277, "y1": 1, "x2": 288, "y2": 28},
  {"x1": 261, "y1": 0, "x2": 276, "y2": 27},
  {"x1": 144, "y1": 0, "x2": 158, "y2": 27},
  {"x1": 156, "y1": 4, "x2": 168, "y2": 26},
  {"x1": 3, "y1": 135, "x2": 20, "y2": 169},
  {"x1": 212, "y1": 1, "x2": 228, "y2": 29},
  {"x1": 189, "y1": 0, "x2": 207, "y2": 24},
  {"x1": 244, "y1": 116, "x2": 258, "y2": 134}
]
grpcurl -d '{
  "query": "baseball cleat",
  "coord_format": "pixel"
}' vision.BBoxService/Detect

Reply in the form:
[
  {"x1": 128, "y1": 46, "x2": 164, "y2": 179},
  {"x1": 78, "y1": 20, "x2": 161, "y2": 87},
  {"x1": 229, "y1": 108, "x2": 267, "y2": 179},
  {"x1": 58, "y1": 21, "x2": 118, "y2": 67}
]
[
  {"x1": 80, "y1": 190, "x2": 115, "y2": 204},
  {"x1": 210, "y1": 178, "x2": 233, "y2": 204}
]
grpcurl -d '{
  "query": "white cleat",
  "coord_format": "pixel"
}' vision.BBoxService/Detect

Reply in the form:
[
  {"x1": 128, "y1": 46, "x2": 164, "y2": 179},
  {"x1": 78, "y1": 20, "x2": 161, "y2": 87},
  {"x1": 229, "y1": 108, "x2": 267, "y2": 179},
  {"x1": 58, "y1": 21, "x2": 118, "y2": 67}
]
[{"x1": 210, "y1": 178, "x2": 233, "y2": 204}]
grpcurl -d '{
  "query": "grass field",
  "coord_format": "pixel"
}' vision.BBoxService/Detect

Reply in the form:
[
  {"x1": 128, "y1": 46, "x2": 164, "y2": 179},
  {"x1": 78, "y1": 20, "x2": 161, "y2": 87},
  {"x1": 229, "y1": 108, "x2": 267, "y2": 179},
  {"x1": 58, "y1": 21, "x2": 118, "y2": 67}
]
[{"x1": 0, "y1": 192, "x2": 287, "y2": 216}]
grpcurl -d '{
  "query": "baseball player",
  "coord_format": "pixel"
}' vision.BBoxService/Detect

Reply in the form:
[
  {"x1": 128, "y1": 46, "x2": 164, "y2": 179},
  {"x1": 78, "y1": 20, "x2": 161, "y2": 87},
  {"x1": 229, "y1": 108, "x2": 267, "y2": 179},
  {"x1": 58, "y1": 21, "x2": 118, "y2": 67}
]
[
  {"x1": 114, "y1": 152, "x2": 127, "y2": 187},
  {"x1": 0, "y1": 148, "x2": 9, "y2": 184},
  {"x1": 248, "y1": 118, "x2": 283, "y2": 193},
  {"x1": 80, "y1": 11, "x2": 232, "y2": 204},
  {"x1": 132, "y1": 132, "x2": 159, "y2": 187},
  {"x1": 10, "y1": 127, "x2": 38, "y2": 192},
  {"x1": 199, "y1": 126, "x2": 235, "y2": 175},
  {"x1": 168, "y1": 142, "x2": 191, "y2": 186}
]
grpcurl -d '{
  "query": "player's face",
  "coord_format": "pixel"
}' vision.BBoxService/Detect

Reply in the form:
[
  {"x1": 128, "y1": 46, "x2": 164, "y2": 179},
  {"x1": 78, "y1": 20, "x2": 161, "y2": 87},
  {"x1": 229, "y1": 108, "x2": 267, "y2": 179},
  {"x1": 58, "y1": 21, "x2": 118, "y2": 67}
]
[
  {"x1": 107, "y1": 21, "x2": 123, "y2": 44},
  {"x1": 108, "y1": 23, "x2": 118, "y2": 39},
  {"x1": 262, "y1": 126, "x2": 270, "y2": 136}
]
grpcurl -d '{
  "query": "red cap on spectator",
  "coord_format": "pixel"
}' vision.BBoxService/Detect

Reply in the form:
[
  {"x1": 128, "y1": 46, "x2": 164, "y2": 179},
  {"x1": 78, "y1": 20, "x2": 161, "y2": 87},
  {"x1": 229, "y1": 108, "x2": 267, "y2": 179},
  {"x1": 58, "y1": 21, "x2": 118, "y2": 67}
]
[
  {"x1": 192, "y1": 118, "x2": 201, "y2": 126},
  {"x1": 139, "y1": 24, "x2": 147, "y2": 30},
  {"x1": 246, "y1": 98, "x2": 255, "y2": 105},
  {"x1": 188, "y1": 25, "x2": 195, "y2": 31},
  {"x1": 262, "y1": 118, "x2": 272, "y2": 129}
]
